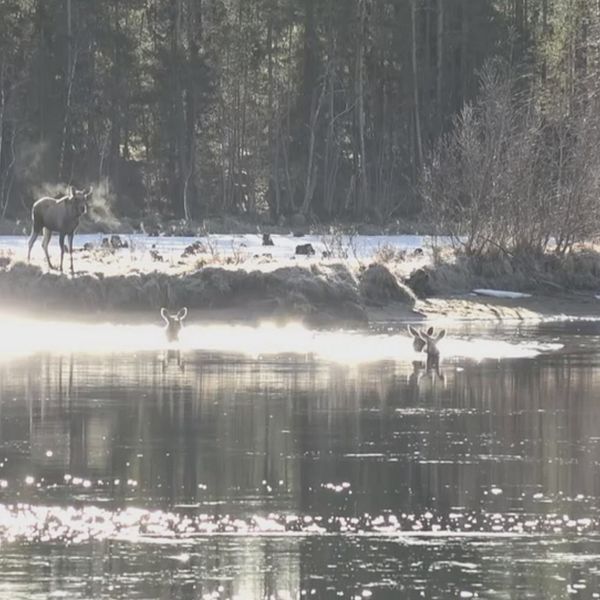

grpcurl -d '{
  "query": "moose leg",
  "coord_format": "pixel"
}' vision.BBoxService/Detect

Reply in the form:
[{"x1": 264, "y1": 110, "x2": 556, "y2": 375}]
[
  {"x1": 68, "y1": 232, "x2": 75, "y2": 275},
  {"x1": 27, "y1": 213, "x2": 43, "y2": 262},
  {"x1": 59, "y1": 233, "x2": 66, "y2": 272},
  {"x1": 27, "y1": 227, "x2": 41, "y2": 262},
  {"x1": 41, "y1": 228, "x2": 55, "y2": 270}
]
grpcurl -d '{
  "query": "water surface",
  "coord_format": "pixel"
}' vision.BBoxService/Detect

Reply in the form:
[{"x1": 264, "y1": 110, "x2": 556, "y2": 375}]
[{"x1": 0, "y1": 320, "x2": 599, "y2": 599}]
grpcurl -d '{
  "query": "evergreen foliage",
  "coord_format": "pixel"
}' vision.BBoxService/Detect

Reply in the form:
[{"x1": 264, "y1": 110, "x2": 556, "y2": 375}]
[{"x1": 0, "y1": 0, "x2": 598, "y2": 239}]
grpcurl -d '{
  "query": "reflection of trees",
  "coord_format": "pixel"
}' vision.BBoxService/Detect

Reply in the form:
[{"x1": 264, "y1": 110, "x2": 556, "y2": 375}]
[
  {"x1": 2, "y1": 346, "x2": 600, "y2": 597},
  {"x1": 0, "y1": 349, "x2": 599, "y2": 516},
  {"x1": 3, "y1": 537, "x2": 303, "y2": 599}
]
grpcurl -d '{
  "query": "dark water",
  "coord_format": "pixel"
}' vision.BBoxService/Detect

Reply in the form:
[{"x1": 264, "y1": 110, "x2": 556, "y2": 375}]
[{"x1": 1, "y1": 321, "x2": 600, "y2": 599}]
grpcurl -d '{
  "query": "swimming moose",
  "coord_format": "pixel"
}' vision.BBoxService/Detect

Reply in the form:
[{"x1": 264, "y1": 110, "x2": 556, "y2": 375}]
[
  {"x1": 161, "y1": 307, "x2": 188, "y2": 342},
  {"x1": 27, "y1": 186, "x2": 93, "y2": 275},
  {"x1": 160, "y1": 307, "x2": 188, "y2": 372},
  {"x1": 408, "y1": 325, "x2": 446, "y2": 371}
]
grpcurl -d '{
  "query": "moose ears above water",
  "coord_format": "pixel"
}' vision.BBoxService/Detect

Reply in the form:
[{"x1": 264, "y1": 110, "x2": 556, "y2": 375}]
[
  {"x1": 408, "y1": 325, "x2": 435, "y2": 339},
  {"x1": 420, "y1": 328, "x2": 447, "y2": 342},
  {"x1": 161, "y1": 307, "x2": 188, "y2": 322},
  {"x1": 408, "y1": 325, "x2": 445, "y2": 348}
]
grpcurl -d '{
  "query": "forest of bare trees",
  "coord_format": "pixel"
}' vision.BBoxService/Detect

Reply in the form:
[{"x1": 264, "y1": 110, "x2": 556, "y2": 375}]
[{"x1": 1, "y1": 0, "x2": 600, "y2": 246}]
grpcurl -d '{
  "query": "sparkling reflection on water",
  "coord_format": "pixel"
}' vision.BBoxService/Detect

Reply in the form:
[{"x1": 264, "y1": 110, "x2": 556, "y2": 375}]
[{"x1": 0, "y1": 321, "x2": 599, "y2": 598}]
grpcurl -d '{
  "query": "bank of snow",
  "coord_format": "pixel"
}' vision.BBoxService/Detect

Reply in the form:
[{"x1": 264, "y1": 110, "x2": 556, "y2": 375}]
[
  {"x1": 2, "y1": 232, "x2": 600, "y2": 325},
  {"x1": 0, "y1": 233, "x2": 430, "y2": 326}
]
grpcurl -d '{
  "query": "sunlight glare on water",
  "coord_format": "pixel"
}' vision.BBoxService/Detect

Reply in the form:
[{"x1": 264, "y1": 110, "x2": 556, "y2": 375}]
[
  {"x1": 0, "y1": 314, "x2": 561, "y2": 362},
  {"x1": 0, "y1": 503, "x2": 597, "y2": 544},
  {"x1": 0, "y1": 318, "x2": 599, "y2": 598}
]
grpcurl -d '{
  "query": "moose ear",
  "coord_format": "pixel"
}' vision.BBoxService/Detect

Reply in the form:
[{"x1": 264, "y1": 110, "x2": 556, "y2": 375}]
[
  {"x1": 177, "y1": 307, "x2": 188, "y2": 320},
  {"x1": 408, "y1": 325, "x2": 419, "y2": 338},
  {"x1": 426, "y1": 326, "x2": 434, "y2": 336},
  {"x1": 436, "y1": 329, "x2": 446, "y2": 341},
  {"x1": 160, "y1": 307, "x2": 169, "y2": 321},
  {"x1": 86, "y1": 186, "x2": 94, "y2": 198}
]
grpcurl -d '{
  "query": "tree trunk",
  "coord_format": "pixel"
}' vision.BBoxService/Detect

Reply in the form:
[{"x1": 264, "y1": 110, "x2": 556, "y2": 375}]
[
  {"x1": 0, "y1": 63, "x2": 5, "y2": 189},
  {"x1": 323, "y1": 59, "x2": 336, "y2": 216},
  {"x1": 183, "y1": 0, "x2": 202, "y2": 221},
  {"x1": 515, "y1": 0, "x2": 524, "y2": 33},
  {"x1": 1, "y1": 125, "x2": 16, "y2": 219},
  {"x1": 411, "y1": 0, "x2": 423, "y2": 168},
  {"x1": 266, "y1": 4, "x2": 279, "y2": 219},
  {"x1": 356, "y1": 0, "x2": 369, "y2": 214},
  {"x1": 460, "y1": 0, "x2": 469, "y2": 103},
  {"x1": 171, "y1": 0, "x2": 188, "y2": 218},
  {"x1": 301, "y1": 80, "x2": 325, "y2": 215},
  {"x1": 541, "y1": 0, "x2": 547, "y2": 83},
  {"x1": 436, "y1": 0, "x2": 444, "y2": 133},
  {"x1": 59, "y1": 0, "x2": 76, "y2": 180},
  {"x1": 107, "y1": 0, "x2": 122, "y2": 196}
]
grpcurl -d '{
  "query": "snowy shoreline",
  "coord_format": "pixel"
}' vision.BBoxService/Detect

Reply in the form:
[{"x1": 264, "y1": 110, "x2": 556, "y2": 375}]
[
  {"x1": 0, "y1": 233, "x2": 424, "y2": 327},
  {"x1": 0, "y1": 231, "x2": 438, "y2": 261},
  {"x1": 1, "y1": 233, "x2": 599, "y2": 326}
]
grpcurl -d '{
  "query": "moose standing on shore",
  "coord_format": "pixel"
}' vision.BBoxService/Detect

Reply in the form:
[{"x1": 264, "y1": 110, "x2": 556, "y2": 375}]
[{"x1": 27, "y1": 186, "x2": 93, "y2": 275}]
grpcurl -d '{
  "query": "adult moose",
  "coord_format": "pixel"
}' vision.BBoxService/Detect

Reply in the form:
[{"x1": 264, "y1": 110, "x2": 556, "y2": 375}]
[{"x1": 27, "y1": 186, "x2": 93, "y2": 275}]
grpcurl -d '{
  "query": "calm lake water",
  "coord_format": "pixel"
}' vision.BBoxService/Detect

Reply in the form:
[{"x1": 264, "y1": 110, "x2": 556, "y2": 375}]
[{"x1": 0, "y1": 320, "x2": 600, "y2": 599}]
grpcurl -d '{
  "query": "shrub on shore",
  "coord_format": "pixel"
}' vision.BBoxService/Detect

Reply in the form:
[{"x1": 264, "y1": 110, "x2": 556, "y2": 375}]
[
  {"x1": 359, "y1": 263, "x2": 416, "y2": 307},
  {"x1": 409, "y1": 249, "x2": 600, "y2": 297}
]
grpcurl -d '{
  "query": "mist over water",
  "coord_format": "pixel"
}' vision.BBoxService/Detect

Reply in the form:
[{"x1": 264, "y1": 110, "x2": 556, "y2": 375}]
[
  {"x1": 0, "y1": 314, "x2": 562, "y2": 362},
  {"x1": 0, "y1": 320, "x2": 598, "y2": 598}
]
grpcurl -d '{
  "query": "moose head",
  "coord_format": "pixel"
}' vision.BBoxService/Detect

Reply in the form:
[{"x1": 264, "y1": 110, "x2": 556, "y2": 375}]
[
  {"x1": 67, "y1": 185, "x2": 93, "y2": 217},
  {"x1": 408, "y1": 325, "x2": 446, "y2": 365},
  {"x1": 161, "y1": 307, "x2": 188, "y2": 342}
]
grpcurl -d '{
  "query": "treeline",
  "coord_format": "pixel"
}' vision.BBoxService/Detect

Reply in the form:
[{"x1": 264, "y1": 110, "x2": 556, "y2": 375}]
[
  {"x1": 0, "y1": 1, "x2": 597, "y2": 230},
  {"x1": 423, "y1": 2, "x2": 600, "y2": 256}
]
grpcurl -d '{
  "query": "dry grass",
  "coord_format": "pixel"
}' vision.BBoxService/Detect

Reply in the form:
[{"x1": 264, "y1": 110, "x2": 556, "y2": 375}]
[
  {"x1": 373, "y1": 243, "x2": 407, "y2": 264},
  {"x1": 7, "y1": 237, "x2": 600, "y2": 325},
  {"x1": 359, "y1": 263, "x2": 416, "y2": 307},
  {"x1": 0, "y1": 260, "x2": 375, "y2": 327},
  {"x1": 410, "y1": 249, "x2": 600, "y2": 296}
]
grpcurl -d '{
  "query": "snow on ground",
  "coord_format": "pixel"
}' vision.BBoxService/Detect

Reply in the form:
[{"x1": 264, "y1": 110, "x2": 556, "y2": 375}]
[
  {"x1": 473, "y1": 289, "x2": 533, "y2": 299},
  {"x1": 0, "y1": 233, "x2": 446, "y2": 276},
  {"x1": 0, "y1": 232, "x2": 439, "y2": 259}
]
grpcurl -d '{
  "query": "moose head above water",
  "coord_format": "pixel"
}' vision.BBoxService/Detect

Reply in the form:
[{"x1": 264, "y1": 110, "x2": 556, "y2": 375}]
[
  {"x1": 409, "y1": 325, "x2": 434, "y2": 353},
  {"x1": 161, "y1": 307, "x2": 188, "y2": 342},
  {"x1": 27, "y1": 185, "x2": 93, "y2": 275},
  {"x1": 408, "y1": 325, "x2": 446, "y2": 369}
]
